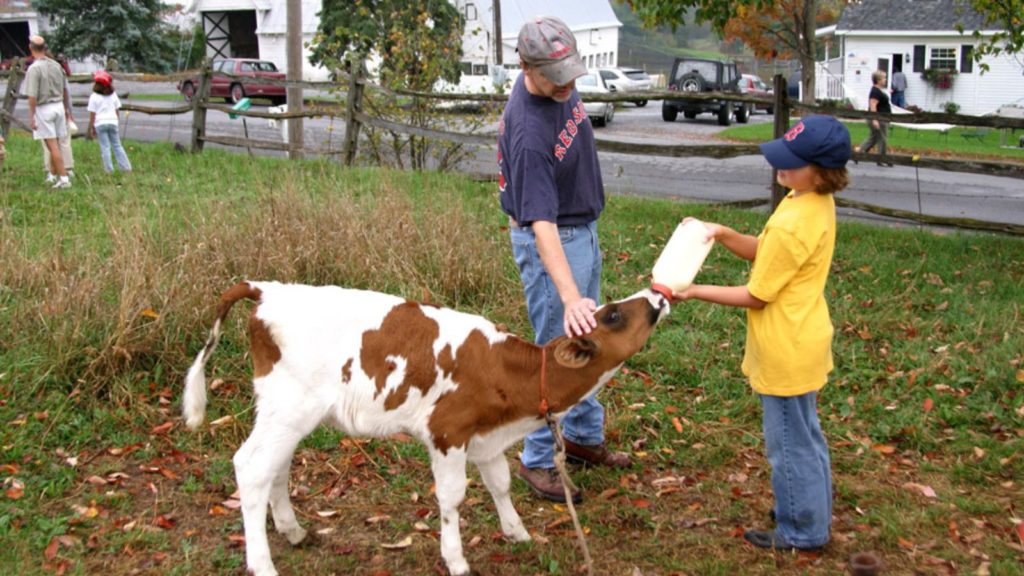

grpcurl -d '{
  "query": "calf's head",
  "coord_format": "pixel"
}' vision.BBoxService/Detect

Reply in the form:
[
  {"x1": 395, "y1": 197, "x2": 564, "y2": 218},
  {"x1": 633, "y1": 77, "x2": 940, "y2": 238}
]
[{"x1": 546, "y1": 289, "x2": 669, "y2": 411}]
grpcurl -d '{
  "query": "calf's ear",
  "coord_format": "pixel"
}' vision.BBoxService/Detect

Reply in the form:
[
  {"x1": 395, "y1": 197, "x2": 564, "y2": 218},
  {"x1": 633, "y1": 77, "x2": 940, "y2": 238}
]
[{"x1": 553, "y1": 337, "x2": 597, "y2": 369}]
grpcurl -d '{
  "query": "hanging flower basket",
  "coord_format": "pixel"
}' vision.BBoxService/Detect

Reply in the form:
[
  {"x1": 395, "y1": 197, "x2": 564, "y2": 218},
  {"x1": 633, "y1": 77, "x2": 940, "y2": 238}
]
[{"x1": 921, "y1": 68, "x2": 957, "y2": 90}]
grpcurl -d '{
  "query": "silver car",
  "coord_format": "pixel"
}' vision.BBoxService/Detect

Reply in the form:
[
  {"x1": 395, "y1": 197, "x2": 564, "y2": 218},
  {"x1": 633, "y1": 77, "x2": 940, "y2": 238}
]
[
  {"x1": 597, "y1": 67, "x2": 653, "y2": 107},
  {"x1": 575, "y1": 71, "x2": 615, "y2": 127}
]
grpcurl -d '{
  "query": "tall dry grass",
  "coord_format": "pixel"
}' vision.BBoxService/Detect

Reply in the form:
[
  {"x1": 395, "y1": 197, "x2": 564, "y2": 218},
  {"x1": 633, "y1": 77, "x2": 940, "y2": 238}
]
[{"x1": 0, "y1": 173, "x2": 519, "y2": 402}]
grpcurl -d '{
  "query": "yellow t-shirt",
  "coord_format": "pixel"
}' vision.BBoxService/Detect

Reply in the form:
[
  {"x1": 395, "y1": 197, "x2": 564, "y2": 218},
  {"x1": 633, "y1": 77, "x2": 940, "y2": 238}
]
[{"x1": 743, "y1": 190, "x2": 835, "y2": 396}]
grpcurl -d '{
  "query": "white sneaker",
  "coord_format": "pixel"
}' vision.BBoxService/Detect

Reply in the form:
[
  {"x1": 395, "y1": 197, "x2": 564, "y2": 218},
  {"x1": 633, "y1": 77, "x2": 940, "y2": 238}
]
[
  {"x1": 52, "y1": 179, "x2": 72, "y2": 190},
  {"x1": 45, "y1": 174, "x2": 57, "y2": 184}
]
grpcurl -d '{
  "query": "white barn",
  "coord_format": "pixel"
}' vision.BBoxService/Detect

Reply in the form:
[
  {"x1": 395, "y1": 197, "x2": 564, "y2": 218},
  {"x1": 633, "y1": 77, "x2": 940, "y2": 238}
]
[
  {"x1": 815, "y1": 0, "x2": 1024, "y2": 115},
  {"x1": 183, "y1": 0, "x2": 621, "y2": 87},
  {"x1": 448, "y1": 0, "x2": 622, "y2": 92}
]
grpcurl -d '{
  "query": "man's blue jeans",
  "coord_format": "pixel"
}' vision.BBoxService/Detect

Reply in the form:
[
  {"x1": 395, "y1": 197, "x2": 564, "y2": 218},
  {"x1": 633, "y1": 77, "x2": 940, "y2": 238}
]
[
  {"x1": 510, "y1": 221, "x2": 604, "y2": 469},
  {"x1": 760, "y1": 392, "x2": 832, "y2": 548}
]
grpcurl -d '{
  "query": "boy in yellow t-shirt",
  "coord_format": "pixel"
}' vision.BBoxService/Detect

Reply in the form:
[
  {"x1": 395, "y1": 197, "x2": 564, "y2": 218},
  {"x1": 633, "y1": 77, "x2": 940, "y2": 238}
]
[{"x1": 672, "y1": 115, "x2": 851, "y2": 552}]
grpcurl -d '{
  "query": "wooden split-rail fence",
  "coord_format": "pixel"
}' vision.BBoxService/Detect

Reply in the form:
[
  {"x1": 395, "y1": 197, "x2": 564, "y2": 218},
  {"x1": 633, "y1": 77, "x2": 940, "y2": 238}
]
[{"x1": 2, "y1": 59, "x2": 1023, "y2": 234}]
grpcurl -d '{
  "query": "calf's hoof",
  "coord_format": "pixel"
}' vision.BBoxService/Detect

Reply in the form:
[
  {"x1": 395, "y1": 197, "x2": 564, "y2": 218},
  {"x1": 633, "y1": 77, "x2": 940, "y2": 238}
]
[
  {"x1": 505, "y1": 526, "x2": 531, "y2": 542},
  {"x1": 284, "y1": 526, "x2": 309, "y2": 546},
  {"x1": 445, "y1": 557, "x2": 471, "y2": 576}
]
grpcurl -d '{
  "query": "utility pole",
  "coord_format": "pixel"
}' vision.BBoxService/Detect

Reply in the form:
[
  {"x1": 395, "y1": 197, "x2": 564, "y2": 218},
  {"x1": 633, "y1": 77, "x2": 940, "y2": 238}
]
[
  {"x1": 286, "y1": 0, "x2": 304, "y2": 159},
  {"x1": 492, "y1": 0, "x2": 502, "y2": 65}
]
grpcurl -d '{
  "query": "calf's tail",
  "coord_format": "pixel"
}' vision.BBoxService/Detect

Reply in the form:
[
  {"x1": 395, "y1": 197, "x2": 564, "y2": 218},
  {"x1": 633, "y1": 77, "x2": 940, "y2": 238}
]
[{"x1": 183, "y1": 281, "x2": 262, "y2": 429}]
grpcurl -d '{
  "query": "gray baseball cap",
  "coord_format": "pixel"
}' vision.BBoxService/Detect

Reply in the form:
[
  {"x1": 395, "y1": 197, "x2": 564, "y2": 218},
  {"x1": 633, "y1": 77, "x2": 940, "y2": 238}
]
[{"x1": 517, "y1": 16, "x2": 587, "y2": 86}]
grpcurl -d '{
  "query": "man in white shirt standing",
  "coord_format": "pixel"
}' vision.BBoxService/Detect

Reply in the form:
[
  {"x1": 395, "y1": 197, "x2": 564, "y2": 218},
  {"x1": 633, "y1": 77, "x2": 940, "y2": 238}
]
[{"x1": 25, "y1": 35, "x2": 71, "y2": 189}]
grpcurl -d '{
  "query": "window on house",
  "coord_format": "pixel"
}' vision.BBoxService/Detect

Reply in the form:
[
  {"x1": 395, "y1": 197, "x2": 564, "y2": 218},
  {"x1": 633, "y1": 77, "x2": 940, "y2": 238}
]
[
  {"x1": 472, "y1": 64, "x2": 488, "y2": 76},
  {"x1": 928, "y1": 47, "x2": 957, "y2": 71},
  {"x1": 465, "y1": 3, "x2": 477, "y2": 21}
]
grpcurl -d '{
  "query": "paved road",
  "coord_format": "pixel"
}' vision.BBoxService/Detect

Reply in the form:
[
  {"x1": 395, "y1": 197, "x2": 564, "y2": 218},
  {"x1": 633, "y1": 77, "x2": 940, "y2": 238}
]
[{"x1": 33, "y1": 81, "x2": 1024, "y2": 228}]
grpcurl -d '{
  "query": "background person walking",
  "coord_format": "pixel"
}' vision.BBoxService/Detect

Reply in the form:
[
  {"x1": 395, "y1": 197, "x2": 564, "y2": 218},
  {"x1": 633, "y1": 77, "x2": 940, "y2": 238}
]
[
  {"x1": 87, "y1": 71, "x2": 132, "y2": 174},
  {"x1": 854, "y1": 70, "x2": 893, "y2": 167},
  {"x1": 25, "y1": 35, "x2": 71, "y2": 189}
]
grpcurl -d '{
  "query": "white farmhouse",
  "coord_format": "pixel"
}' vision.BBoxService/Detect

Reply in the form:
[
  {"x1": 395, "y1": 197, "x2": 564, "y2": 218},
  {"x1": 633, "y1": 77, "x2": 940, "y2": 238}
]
[{"x1": 816, "y1": 0, "x2": 1024, "y2": 115}]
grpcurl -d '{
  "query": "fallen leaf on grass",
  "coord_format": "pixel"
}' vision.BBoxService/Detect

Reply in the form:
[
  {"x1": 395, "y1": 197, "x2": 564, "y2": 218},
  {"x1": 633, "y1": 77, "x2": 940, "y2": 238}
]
[
  {"x1": 676, "y1": 517, "x2": 718, "y2": 529},
  {"x1": 545, "y1": 515, "x2": 572, "y2": 531},
  {"x1": 903, "y1": 482, "x2": 938, "y2": 498},
  {"x1": 671, "y1": 417, "x2": 683, "y2": 433},
  {"x1": 210, "y1": 415, "x2": 234, "y2": 427},
  {"x1": 1016, "y1": 522, "x2": 1024, "y2": 544},
  {"x1": 44, "y1": 535, "x2": 79, "y2": 561},
  {"x1": 209, "y1": 505, "x2": 230, "y2": 516},
  {"x1": 897, "y1": 536, "x2": 916, "y2": 549},
  {"x1": 364, "y1": 514, "x2": 391, "y2": 524},
  {"x1": 923, "y1": 398, "x2": 934, "y2": 412},
  {"x1": 155, "y1": 515, "x2": 176, "y2": 530},
  {"x1": 316, "y1": 510, "x2": 339, "y2": 518},
  {"x1": 872, "y1": 444, "x2": 897, "y2": 455},
  {"x1": 380, "y1": 536, "x2": 413, "y2": 550},
  {"x1": 150, "y1": 421, "x2": 174, "y2": 435},
  {"x1": 227, "y1": 534, "x2": 245, "y2": 547}
]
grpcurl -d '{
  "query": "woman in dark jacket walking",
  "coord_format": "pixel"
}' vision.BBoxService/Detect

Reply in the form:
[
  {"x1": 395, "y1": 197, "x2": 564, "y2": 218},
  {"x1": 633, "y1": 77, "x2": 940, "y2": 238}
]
[{"x1": 854, "y1": 70, "x2": 893, "y2": 167}]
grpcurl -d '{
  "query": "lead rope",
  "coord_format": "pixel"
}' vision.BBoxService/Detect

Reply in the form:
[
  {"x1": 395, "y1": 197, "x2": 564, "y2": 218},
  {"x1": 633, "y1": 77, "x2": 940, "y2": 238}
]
[{"x1": 538, "y1": 347, "x2": 594, "y2": 576}]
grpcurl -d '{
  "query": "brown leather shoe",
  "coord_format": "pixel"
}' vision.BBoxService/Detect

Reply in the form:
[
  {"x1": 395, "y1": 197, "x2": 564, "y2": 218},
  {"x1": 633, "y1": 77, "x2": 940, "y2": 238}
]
[
  {"x1": 562, "y1": 439, "x2": 631, "y2": 468},
  {"x1": 518, "y1": 463, "x2": 582, "y2": 504}
]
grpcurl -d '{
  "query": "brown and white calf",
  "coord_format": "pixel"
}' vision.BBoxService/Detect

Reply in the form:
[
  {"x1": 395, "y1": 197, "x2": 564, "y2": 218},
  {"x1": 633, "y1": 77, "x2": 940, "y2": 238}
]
[{"x1": 183, "y1": 281, "x2": 669, "y2": 576}]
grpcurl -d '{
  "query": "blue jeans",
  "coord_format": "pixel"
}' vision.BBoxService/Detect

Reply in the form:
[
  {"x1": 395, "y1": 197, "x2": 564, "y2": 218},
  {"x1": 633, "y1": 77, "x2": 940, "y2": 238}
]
[
  {"x1": 511, "y1": 221, "x2": 604, "y2": 469},
  {"x1": 96, "y1": 124, "x2": 132, "y2": 173},
  {"x1": 891, "y1": 90, "x2": 906, "y2": 108},
  {"x1": 760, "y1": 392, "x2": 832, "y2": 548}
]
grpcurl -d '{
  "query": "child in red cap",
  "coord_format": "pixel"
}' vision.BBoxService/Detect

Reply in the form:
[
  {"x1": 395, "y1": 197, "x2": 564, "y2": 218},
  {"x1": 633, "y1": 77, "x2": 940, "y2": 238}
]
[
  {"x1": 87, "y1": 70, "x2": 132, "y2": 173},
  {"x1": 670, "y1": 115, "x2": 851, "y2": 552}
]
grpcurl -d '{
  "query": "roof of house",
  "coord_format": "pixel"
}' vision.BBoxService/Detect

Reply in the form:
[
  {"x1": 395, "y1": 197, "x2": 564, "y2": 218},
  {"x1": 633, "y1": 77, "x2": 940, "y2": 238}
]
[{"x1": 836, "y1": 0, "x2": 990, "y2": 32}]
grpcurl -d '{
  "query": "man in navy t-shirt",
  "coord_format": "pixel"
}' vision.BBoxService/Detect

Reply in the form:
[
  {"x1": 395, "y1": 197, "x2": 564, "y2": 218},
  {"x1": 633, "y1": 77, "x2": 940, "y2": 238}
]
[{"x1": 499, "y1": 16, "x2": 630, "y2": 504}]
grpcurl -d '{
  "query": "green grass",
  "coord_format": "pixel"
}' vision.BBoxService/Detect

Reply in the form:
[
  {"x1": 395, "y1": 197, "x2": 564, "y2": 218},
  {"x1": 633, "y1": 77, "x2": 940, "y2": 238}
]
[
  {"x1": 721, "y1": 119, "x2": 1024, "y2": 161},
  {"x1": 1, "y1": 132, "x2": 1022, "y2": 575}
]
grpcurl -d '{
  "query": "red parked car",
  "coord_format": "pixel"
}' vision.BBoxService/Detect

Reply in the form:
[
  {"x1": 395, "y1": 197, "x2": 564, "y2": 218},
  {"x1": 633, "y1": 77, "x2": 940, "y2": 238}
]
[
  {"x1": 739, "y1": 73, "x2": 774, "y2": 114},
  {"x1": 179, "y1": 58, "x2": 286, "y2": 105}
]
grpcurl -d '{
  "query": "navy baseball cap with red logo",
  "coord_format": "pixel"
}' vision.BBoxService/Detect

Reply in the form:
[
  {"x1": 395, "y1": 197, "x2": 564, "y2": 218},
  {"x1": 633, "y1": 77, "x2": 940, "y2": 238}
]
[
  {"x1": 517, "y1": 16, "x2": 587, "y2": 86},
  {"x1": 759, "y1": 115, "x2": 851, "y2": 169}
]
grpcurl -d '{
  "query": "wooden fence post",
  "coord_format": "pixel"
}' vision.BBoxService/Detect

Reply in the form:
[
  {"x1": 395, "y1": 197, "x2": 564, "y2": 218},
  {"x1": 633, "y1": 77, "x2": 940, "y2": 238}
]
[
  {"x1": 770, "y1": 74, "x2": 792, "y2": 211},
  {"x1": 342, "y1": 57, "x2": 365, "y2": 167},
  {"x1": 1, "y1": 59, "x2": 26, "y2": 139},
  {"x1": 191, "y1": 65, "x2": 211, "y2": 153}
]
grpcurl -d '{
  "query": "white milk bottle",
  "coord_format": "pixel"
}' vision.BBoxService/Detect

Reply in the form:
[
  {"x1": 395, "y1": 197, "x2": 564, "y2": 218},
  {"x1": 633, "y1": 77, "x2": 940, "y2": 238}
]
[{"x1": 650, "y1": 219, "x2": 715, "y2": 299}]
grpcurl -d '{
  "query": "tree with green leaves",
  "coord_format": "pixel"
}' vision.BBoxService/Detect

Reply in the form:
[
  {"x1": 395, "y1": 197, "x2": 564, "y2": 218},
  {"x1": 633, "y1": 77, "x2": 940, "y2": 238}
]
[
  {"x1": 958, "y1": 0, "x2": 1024, "y2": 71},
  {"x1": 310, "y1": 0, "x2": 484, "y2": 171},
  {"x1": 33, "y1": 0, "x2": 176, "y2": 72},
  {"x1": 310, "y1": 0, "x2": 463, "y2": 91}
]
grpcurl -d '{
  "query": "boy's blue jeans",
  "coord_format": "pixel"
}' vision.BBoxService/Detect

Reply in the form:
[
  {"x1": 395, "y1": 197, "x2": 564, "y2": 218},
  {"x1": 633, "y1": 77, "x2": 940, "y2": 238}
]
[
  {"x1": 760, "y1": 392, "x2": 832, "y2": 548},
  {"x1": 96, "y1": 124, "x2": 132, "y2": 173},
  {"x1": 510, "y1": 221, "x2": 604, "y2": 469}
]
